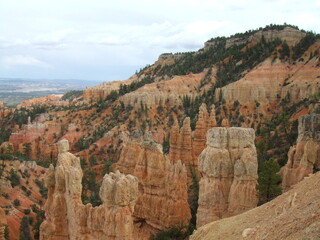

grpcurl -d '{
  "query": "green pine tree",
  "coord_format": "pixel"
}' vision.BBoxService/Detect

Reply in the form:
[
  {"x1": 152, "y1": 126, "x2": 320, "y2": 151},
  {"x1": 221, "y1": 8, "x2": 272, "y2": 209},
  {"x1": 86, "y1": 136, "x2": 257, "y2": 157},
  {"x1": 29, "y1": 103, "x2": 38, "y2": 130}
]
[{"x1": 257, "y1": 158, "x2": 282, "y2": 204}]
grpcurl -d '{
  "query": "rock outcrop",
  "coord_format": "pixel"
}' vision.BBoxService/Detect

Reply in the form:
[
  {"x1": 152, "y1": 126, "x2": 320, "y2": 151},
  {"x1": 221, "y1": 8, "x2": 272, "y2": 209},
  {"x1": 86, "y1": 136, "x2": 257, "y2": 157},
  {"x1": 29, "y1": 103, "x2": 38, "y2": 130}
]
[
  {"x1": 169, "y1": 118, "x2": 193, "y2": 166},
  {"x1": 190, "y1": 171, "x2": 320, "y2": 240},
  {"x1": 119, "y1": 73, "x2": 208, "y2": 107},
  {"x1": 205, "y1": 26, "x2": 306, "y2": 50},
  {"x1": 17, "y1": 95, "x2": 66, "y2": 108},
  {"x1": 281, "y1": 114, "x2": 320, "y2": 190},
  {"x1": 83, "y1": 78, "x2": 135, "y2": 102},
  {"x1": 40, "y1": 139, "x2": 138, "y2": 240},
  {"x1": 192, "y1": 104, "x2": 217, "y2": 165},
  {"x1": 197, "y1": 127, "x2": 258, "y2": 227},
  {"x1": 113, "y1": 132, "x2": 190, "y2": 234}
]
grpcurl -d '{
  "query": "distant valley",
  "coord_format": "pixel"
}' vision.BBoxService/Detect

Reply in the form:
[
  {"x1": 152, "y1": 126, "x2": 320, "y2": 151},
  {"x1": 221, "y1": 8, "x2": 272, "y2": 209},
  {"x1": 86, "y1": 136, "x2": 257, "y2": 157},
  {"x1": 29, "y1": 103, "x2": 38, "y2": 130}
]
[{"x1": 0, "y1": 78, "x2": 101, "y2": 106}]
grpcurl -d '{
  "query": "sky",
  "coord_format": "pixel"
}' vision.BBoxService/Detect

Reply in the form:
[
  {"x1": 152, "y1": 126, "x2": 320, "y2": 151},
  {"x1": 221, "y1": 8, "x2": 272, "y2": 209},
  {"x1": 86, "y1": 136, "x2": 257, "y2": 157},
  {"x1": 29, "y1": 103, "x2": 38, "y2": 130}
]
[{"x1": 1, "y1": 0, "x2": 320, "y2": 82}]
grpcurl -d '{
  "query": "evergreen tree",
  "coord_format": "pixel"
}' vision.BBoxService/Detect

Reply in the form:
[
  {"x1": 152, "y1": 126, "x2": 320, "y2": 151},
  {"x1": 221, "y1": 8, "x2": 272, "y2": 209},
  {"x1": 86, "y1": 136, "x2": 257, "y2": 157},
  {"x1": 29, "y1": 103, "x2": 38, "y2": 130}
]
[
  {"x1": 4, "y1": 225, "x2": 9, "y2": 240},
  {"x1": 20, "y1": 216, "x2": 31, "y2": 240},
  {"x1": 23, "y1": 142, "x2": 32, "y2": 160},
  {"x1": 257, "y1": 158, "x2": 282, "y2": 204}
]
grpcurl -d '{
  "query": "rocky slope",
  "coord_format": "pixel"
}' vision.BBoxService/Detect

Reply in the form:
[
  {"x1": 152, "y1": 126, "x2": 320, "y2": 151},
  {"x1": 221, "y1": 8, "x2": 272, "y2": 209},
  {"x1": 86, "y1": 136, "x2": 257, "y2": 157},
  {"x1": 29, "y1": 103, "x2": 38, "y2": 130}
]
[
  {"x1": 40, "y1": 139, "x2": 139, "y2": 240},
  {"x1": 281, "y1": 113, "x2": 320, "y2": 190},
  {"x1": 0, "y1": 160, "x2": 46, "y2": 239},
  {"x1": 216, "y1": 43, "x2": 320, "y2": 105},
  {"x1": 190, "y1": 171, "x2": 320, "y2": 240},
  {"x1": 197, "y1": 127, "x2": 258, "y2": 227}
]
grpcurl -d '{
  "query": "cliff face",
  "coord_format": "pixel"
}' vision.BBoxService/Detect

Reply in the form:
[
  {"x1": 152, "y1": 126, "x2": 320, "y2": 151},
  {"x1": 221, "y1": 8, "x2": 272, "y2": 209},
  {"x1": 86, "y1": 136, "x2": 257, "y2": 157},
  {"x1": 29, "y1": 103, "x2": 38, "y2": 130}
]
[
  {"x1": 119, "y1": 72, "x2": 208, "y2": 107},
  {"x1": 281, "y1": 114, "x2": 320, "y2": 190},
  {"x1": 17, "y1": 95, "x2": 66, "y2": 108},
  {"x1": 215, "y1": 42, "x2": 320, "y2": 105},
  {"x1": 40, "y1": 140, "x2": 138, "y2": 240},
  {"x1": 83, "y1": 78, "x2": 136, "y2": 101},
  {"x1": 205, "y1": 26, "x2": 306, "y2": 50},
  {"x1": 113, "y1": 133, "x2": 190, "y2": 234},
  {"x1": 197, "y1": 127, "x2": 258, "y2": 228},
  {"x1": 8, "y1": 120, "x2": 60, "y2": 161},
  {"x1": 190, "y1": 172, "x2": 320, "y2": 240}
]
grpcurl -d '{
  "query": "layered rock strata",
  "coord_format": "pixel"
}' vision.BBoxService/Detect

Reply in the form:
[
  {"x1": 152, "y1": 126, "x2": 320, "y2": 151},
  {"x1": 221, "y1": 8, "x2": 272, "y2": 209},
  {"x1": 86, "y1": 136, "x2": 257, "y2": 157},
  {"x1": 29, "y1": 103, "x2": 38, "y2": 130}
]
[
  {"x1": 215, "y1": 45, "x2": 320, "y2": 105},
  {"x1": 191, "y1": 172, "x2": 320, "y2": 240},
  {"x1": 197, "y1": 127, "x2": 258, "y2": 227},
  {"x1": 40, "y1": 139, "x2": 138, "y2": 240},
  {"x1": 113, "y1": 132, "x2": 191, "y2": 232},
  {"x1": 281, "y1": 114, "x2": 320, "y2": 190}
]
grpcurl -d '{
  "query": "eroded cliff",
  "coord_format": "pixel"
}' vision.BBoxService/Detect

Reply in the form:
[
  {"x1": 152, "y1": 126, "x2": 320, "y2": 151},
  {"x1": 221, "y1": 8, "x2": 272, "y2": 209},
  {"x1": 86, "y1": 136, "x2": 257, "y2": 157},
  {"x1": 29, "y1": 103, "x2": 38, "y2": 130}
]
[
  {"x1": 113, "y1": 132, "x2": 191, "y2": 236},
  {"x1": 40, "y1": 139, "x2": 138, "y2": 240},
  {"x1": 281, "y1": 114, "x2": 320, "y2": 190},
  {"x1": 197, "y1": 127, "x2": 258, "y2": 227}
]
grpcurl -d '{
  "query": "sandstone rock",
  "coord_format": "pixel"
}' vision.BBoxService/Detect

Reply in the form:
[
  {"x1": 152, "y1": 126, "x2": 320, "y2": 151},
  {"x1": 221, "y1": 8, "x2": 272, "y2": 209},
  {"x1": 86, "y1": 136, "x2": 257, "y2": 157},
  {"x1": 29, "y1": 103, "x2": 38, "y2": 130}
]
[
  {"x1": 119, "y1": 73, "x2": 207, "y2": 107},
  {"x1": 17, "y1": 95, "x2": 67, "y2": 108},
  {"x1": 83, "y1": 77, "x2": 136, "y2": 101},
  {"x1": 193, "y1": 104, "x2": 217, "y2": 166},
  {"x1": 281, "y1": 114, "x2": 320, "y2": 190},
  {"x1": 113, "y1": 132, "x2": 190, "y2": 234},
  {"x1": 169, "y1": 117, "x2": 193, "y2": 166},
  {"x1": 197, "y1": 127, "x2": 258, "y2": 227},
  {"x1": 40, "y1": 139, "x2": 138, "y2": 240},
  {"x1": 190, "y1": 172, "x2": 320, "y2": 240}
]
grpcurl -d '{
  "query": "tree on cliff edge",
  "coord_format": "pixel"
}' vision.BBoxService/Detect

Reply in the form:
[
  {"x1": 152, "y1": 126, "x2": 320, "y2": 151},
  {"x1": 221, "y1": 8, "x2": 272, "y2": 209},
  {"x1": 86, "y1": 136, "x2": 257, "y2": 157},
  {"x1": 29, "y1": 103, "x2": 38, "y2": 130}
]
[{"x1": 257, "y1": 158, "x2": 282, "y2": 204}]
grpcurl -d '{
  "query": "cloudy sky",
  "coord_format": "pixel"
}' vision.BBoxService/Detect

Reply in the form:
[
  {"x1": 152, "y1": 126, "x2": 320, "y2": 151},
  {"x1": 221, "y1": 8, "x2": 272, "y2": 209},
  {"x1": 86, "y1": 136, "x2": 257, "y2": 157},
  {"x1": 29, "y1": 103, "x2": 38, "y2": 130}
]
[{"x1": 1, "y1": 0, "x2": 320, "y2": 82}]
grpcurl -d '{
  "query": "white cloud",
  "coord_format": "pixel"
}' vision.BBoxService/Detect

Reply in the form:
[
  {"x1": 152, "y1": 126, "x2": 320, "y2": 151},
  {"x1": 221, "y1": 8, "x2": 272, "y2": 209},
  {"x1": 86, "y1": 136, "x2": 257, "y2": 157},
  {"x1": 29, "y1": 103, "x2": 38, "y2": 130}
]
[{"x1": 2, "y1": 55, "x2": 51, "y2": 68}]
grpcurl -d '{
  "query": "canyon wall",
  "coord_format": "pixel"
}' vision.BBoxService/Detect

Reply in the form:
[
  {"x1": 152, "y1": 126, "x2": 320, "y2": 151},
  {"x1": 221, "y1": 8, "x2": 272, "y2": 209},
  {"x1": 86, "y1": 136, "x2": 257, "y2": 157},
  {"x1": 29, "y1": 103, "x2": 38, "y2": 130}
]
[
  {"x1": 197, "y1": 127, "x2": 258, "y2": 228},
  {"x1": 40, "y1": 139, "x2": 138, "y2": 240},
  {"x1": 281, "y1": 114, "x2": 320, "y2": 190},
  {"x1": 113, "y1": 132, "x2": 191, "y2": 233}
]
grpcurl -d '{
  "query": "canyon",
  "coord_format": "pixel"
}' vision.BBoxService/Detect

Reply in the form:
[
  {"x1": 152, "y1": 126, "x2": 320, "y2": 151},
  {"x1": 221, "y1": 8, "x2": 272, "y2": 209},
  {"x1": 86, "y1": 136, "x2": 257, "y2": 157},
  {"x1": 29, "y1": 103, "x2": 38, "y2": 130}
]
[{"x1": 0, "y1": 24, "x2": 320, "y2": 239}]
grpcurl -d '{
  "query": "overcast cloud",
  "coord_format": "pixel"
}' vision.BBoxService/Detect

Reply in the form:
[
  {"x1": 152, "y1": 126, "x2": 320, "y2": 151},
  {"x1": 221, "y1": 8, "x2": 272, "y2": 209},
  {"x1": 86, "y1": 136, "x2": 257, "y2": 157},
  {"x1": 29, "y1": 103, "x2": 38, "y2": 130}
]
[{"x1": 1, "y1": 0, "x2": 320, "y2": 81}]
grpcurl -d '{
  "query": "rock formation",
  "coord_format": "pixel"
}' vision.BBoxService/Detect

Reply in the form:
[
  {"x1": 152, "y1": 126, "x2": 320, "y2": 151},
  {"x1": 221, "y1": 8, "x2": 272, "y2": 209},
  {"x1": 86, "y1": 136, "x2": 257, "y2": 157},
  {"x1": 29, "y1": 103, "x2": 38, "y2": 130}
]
[
  {"x1": 17, "y1": 95, "x2": 66, "y2": 108},
  {"x1": 40, "y1": 139, "x2": 138, "y2": 240},
  {"x1": 119, "y1": 73, "x2": 208, "y2": 107},
  {"x1": 169, "y1": 118, "x2": 193, "y2": 166},
  {"x1": 205, "y1": 26, "x2": 306, "y2": 50},
  {"x1": 193, "y1": 104, "x2": 217, "y2": 165},
  {"x1": 197, "y1": 127, "x2": 258, "y2": 227},
  {"x1": 281, "y1": 114, "x2": 320, "y2": 190},
  {"x1": 190, "y1": 171, "x2": 320, "y2": 240},
  {"x1": 113, "y1": 132, "x2": 190, "y2": 234}
]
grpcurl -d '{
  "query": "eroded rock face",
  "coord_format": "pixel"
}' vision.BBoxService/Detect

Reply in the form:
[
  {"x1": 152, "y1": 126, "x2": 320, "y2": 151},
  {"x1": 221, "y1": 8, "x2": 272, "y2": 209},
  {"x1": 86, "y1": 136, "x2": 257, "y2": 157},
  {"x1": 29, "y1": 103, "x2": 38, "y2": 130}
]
[
  {"x1": 40, "y1": 139, "x2": 138, "y2": 240},
  {"x1": 193, "y1": 104, "x2": 217, "y2": 166},
  {"x1": 113, "y1": 132, "x2": 190, "y2": 233},
  {"x1": 197, "y1": 127, "x2": 258, "y2": 227},
  {"x1": 281, "y1": 114, "x2": 320, "y2": 190}
]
